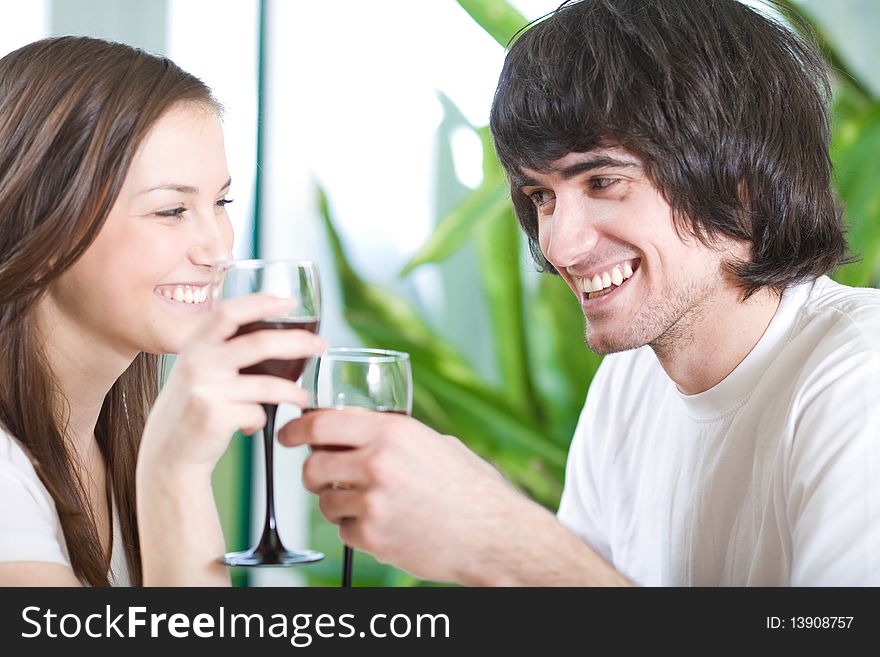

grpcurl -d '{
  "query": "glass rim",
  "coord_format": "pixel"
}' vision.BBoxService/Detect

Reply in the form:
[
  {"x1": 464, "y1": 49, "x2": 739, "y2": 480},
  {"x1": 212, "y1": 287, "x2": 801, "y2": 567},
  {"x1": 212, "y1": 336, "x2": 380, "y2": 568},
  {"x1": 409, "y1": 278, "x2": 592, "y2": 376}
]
[
  {"x1": 319, "y1": 347, "x2": 410, "y2": 363},
  {"x1": 211, "y1": 258, "x2": 318, "y2": 271}
]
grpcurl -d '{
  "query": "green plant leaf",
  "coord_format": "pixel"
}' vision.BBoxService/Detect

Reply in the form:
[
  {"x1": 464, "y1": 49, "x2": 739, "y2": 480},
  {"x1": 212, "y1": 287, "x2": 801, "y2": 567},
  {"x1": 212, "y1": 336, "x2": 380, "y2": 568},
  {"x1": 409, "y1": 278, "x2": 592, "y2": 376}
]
[
  {"x1": 413, "y1": 369, "x2": 565, "y2": 506},
  {"x1": 470, "y1": 126, "x2": 536, "y2": 410},
  {"x1": 779, "y1": 0, "x2": 875, "y2": 101},
  {"x1": 524, "y1": 273, "x2": 603, "y2": 446},
  {"x1": 400, "y1": 179, "x2": 510, "y2": 275},
  {"x1": 319, "y1": 187, "x2": 566, "y2": 506},
  {"x1": 455, "y1": 0, "x2": 529, "y2": 48},
  {"x1": 831, "y1": 104, "x2": 880, "y2": 287},
  {"x1": 474, "y1": 203, "x2": 535, "y2": 409}
]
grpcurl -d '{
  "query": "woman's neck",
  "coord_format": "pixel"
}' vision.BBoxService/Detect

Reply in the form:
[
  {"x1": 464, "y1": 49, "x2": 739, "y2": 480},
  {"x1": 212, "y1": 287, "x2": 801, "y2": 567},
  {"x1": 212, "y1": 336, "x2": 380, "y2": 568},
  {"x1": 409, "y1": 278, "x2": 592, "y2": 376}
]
[{"x1": 34, "y1": 294, "x2": 137, "y2": 455}]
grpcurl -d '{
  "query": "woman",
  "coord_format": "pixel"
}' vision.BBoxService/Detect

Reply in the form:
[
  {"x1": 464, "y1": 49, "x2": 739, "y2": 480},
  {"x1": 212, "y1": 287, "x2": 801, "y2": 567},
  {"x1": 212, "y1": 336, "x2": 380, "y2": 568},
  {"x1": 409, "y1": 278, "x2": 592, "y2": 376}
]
[{"x1": 0, "y1": 36, "x2": 325, "y2": 586}]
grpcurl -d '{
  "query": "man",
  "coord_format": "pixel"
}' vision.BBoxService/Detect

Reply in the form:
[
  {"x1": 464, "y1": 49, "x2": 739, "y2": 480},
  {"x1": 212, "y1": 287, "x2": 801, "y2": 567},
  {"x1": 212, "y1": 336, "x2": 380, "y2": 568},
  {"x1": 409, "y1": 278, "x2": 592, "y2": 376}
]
[{"x1": 280, "y1": 0, "x2": 880, "y2": 585}]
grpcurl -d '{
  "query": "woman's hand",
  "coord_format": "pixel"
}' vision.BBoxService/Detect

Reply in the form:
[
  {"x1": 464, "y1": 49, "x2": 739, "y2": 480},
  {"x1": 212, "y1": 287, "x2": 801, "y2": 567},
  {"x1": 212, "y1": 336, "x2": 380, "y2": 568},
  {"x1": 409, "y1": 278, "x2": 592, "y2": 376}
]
[
  {"x1": 136, "y1": 293, "x2": 326, "y2": 586},
  {"x1": 139, "y1": 293, "x2": 327, "y2": 477}
]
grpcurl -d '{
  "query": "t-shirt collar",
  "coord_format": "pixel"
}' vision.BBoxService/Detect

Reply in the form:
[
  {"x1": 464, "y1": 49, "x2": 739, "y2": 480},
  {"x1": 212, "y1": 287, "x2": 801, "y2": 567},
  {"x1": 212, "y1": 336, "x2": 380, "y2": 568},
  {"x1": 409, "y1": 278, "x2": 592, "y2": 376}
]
[{"x1": 675, "y1": 277, "x2": 816, "y2": 419}]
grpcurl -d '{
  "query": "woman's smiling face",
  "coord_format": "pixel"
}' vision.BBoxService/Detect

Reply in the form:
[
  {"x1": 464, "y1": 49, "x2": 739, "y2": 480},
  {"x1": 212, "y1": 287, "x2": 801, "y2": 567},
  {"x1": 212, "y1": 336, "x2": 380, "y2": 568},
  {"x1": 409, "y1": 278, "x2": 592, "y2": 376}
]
[{"x1": 46, "y1": 101, "x2": 234, "y2": 357}]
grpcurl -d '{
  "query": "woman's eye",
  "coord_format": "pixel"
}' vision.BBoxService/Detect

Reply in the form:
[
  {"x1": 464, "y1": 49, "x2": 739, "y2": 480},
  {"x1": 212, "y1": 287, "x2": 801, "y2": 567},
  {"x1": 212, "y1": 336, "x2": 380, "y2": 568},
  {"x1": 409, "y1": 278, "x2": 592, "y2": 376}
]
[
  {"x1": 216, "y1": 197, "x2": 234, "y2": 208},
  {"x1": 590, "y1": 177, "x2": 618, "y2": 190},
  {"x1": 156, "y1": 206, "x2": 186, "y2": 218}
]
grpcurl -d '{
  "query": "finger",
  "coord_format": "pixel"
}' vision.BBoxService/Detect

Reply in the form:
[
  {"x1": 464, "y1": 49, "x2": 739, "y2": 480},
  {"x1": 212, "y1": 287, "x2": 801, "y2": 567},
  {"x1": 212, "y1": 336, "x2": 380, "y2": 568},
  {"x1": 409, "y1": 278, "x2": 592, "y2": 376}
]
[
  {"x1": 234, "y1": 403, "x2": 268, "y2": 435},
  {"x1": 279, "y1": 407, "x2": 404, "y2": 448},
  {"x1": 317, "y1": 489, "x2": 363, "y2": 524},
  {"x1": 228, "y1": 375, "x2": 310, "y2": 407},
  {"x1": 200, "y1": 293, "x2": 296, "y2": 343},
  {"x1": 223, "y1": 329, "x2": 326, "y2": 371},
  {"x1": 302, "y1": 448, "x2": 368, "y2": 493}
]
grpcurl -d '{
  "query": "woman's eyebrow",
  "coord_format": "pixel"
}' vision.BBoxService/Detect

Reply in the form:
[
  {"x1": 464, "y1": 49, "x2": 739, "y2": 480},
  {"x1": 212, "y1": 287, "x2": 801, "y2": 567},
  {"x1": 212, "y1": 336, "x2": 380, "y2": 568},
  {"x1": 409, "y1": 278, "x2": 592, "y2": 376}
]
[
  {"x1": 139, "y1": 183, "x2": 198, "y2": 195},
  {"x1": 138, "y1": 177, "x2": 232, "y2": 196}
]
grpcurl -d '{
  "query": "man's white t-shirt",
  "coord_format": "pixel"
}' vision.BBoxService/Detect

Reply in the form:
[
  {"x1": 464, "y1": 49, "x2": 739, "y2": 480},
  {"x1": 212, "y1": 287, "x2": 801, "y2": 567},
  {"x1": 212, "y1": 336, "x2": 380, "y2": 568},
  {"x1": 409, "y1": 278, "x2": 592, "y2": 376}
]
[
  {"x1": 0, "y1": 429, "x2": 131, "y2": 586},
  {"x1": 558, "y1": 275, "x2": 880, "y2": 585}
]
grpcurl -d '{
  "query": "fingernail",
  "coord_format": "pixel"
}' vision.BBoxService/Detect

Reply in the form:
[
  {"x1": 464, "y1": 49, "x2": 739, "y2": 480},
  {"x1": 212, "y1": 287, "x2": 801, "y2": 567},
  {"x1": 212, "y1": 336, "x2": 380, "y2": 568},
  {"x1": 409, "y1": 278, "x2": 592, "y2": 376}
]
[{"x1": 272, "y1": 296, "x2": 293, "y2": 308}]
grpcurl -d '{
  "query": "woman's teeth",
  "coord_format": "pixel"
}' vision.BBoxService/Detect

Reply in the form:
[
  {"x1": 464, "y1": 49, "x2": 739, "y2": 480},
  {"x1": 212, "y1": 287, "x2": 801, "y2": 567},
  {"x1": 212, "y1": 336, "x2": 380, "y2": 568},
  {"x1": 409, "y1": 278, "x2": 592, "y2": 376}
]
[
  {"x1": 578, "y1": 261, "x2": 636, "y2": 299},
  {"x1": 158, "y1": 285, "x2": 208, "y2": 304}
]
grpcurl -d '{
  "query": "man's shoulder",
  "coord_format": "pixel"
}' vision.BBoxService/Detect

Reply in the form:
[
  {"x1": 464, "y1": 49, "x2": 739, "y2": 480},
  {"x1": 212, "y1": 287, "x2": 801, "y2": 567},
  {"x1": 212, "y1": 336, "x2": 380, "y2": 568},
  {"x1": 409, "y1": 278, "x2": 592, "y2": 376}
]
[
  {"x1": 797, "y1": 276, "x2": 880, "y2": 353},
  {"x1": 807, "y1": 276, "x2": 880, "y2": 310},
  {"x1": 773, "y1": 277, "x2": 880, "y2": 412}
]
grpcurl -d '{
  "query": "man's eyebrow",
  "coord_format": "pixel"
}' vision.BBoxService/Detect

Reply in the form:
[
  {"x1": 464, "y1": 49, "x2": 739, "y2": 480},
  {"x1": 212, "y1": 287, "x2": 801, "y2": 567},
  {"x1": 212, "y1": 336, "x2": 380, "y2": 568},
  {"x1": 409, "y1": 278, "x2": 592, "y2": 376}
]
[
  {"x1": 555, "y1": 156, "x2": 641, "y2": 179},
  {"x1": 513, "y1": 156, "x2": 641, "y2": 189},
  {"x1": 140, "y1": 177, "x2": 232, "y2": 196},
  {"x1": 512, "y1": 172, "x2": 539, "y2": 189}
]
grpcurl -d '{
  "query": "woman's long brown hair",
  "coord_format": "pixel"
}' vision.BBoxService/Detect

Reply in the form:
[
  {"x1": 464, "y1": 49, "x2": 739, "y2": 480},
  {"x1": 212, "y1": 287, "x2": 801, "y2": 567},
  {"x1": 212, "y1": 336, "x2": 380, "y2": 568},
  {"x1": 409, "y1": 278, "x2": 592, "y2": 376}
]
[{"x1": 0, "y1": 36, "x2": 219, "y2": 586}]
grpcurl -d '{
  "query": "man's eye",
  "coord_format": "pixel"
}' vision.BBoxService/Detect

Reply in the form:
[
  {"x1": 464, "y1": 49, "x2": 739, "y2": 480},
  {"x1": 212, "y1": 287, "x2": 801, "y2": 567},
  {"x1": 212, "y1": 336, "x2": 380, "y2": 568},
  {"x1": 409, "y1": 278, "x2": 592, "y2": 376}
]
[
  {"x1": 529, "y1": 190, "x2": 554, "y2": 207},
  {"x1": 590, "y1": 177, "x2": 618, "y2": 190}
]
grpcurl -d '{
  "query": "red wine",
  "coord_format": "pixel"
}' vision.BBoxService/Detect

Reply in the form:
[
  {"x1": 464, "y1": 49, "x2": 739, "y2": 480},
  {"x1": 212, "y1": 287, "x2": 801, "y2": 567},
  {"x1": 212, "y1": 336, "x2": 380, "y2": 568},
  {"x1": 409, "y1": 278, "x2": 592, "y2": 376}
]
[
  {"x1": 236, "y1": 318, "x2": 320, "y2": 380},
  {"x1": 303, "y1": 409, "x2": 409, "y2": 452},
  {"x1": 301, "y1": 407, "x2": 409, "y2": 416}
]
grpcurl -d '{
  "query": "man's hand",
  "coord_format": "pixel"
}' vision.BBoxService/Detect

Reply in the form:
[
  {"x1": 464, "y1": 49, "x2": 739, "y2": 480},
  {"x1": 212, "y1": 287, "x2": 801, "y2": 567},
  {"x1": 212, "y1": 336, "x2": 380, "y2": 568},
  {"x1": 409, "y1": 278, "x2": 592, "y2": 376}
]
[
  {"x1": 279, "y1": 408, "x2": 532, "y2": 584},
  {"x1": 279, "y1": 408, "x2": 630, "y2": 586}
]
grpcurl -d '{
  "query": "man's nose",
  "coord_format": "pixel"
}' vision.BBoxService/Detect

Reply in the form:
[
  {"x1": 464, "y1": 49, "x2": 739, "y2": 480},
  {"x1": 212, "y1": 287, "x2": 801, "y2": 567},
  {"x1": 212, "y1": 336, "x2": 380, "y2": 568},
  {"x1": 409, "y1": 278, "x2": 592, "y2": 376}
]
[{"x1": 542, "y1": 196, "x2": 600, "y2": 269}]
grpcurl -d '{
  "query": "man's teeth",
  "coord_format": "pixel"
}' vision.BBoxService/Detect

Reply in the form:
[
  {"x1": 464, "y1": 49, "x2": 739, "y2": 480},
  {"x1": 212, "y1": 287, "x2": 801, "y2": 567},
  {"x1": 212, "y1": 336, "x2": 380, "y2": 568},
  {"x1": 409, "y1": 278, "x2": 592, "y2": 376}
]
[
  {"x1": 580, "y1": 263, "x2": 635, "y2": 294},
  {"x1": 159, "y1": 285, "x2": 208, "y2": 304}
]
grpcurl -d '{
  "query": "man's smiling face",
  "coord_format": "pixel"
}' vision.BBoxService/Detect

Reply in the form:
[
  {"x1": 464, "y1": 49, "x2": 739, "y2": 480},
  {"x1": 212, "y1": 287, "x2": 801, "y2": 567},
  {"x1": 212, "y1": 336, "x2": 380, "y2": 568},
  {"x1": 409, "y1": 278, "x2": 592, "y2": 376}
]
[{"x1": 517, "y1": 147, "x2": 737, "y2": 356}]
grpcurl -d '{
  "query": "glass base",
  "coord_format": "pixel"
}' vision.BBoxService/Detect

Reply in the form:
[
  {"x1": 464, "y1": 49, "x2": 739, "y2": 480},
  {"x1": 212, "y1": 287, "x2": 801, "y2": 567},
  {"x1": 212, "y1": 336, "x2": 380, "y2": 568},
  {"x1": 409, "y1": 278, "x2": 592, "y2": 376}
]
[{"x1": 224, "y1": 547, "x2": 324, "y2": 567}]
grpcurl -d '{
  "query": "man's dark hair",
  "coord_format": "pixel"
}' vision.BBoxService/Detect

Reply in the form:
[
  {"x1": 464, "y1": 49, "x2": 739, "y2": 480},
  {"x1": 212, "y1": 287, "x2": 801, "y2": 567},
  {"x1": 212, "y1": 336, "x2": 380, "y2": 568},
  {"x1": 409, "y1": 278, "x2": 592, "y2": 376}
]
[{"x1": 490, "y1": 0, "x2": 853, "y2": 298}]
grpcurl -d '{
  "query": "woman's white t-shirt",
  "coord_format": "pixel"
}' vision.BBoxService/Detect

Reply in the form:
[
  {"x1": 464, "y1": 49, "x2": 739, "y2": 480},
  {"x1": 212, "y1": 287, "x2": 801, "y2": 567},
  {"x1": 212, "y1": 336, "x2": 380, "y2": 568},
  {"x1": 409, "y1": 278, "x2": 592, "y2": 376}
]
[
  {"x1": 0, "y1": 429, "x2": 131, "y2": 586},
  {"x1": 558, "y1": 275, "x2": 880, "y2": 585}
]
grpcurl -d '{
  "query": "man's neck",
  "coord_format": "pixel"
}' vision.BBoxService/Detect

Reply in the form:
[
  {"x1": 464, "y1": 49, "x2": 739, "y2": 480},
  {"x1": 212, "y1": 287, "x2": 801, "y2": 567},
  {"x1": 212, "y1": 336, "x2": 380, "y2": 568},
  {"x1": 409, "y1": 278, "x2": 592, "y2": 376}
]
[
  {"x1": 651, "y1": 285, "x2": 782, "y2": 396},
  {"x1": 35, "y1": 295, "x2": 137, "y2": 456}
]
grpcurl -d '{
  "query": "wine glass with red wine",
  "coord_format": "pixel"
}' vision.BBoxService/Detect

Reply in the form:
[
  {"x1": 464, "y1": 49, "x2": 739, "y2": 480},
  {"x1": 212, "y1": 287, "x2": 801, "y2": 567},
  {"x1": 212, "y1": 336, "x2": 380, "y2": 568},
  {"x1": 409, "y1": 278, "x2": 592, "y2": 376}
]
[
  {"x1": 302, "y1": 348, "x2": 413, "y2": 586},
  {"x1": 212, "y1": 259, "x2": 324, "y2": 567}
]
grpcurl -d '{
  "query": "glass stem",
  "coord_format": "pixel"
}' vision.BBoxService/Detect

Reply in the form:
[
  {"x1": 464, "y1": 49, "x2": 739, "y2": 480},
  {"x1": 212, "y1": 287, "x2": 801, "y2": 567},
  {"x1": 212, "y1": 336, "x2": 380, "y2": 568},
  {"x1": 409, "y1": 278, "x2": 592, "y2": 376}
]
[{"x1": 258, "y1": 403, "x2": 281, "y2": 552}]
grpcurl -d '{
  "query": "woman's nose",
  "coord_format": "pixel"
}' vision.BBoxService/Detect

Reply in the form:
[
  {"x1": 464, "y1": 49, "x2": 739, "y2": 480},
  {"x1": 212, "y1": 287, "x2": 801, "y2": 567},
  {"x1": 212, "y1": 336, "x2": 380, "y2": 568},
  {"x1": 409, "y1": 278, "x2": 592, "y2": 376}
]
[{"x1": 189, "y1": 217, "x2": 232, "y2": 266}]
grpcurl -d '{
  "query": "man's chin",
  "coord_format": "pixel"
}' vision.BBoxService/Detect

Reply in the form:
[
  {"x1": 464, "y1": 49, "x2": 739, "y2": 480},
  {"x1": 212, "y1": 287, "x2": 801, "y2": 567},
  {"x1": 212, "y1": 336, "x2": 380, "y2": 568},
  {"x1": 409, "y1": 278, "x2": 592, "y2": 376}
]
[{"x1": 584, "y1": 331, "x2": 644, "y2": 356}]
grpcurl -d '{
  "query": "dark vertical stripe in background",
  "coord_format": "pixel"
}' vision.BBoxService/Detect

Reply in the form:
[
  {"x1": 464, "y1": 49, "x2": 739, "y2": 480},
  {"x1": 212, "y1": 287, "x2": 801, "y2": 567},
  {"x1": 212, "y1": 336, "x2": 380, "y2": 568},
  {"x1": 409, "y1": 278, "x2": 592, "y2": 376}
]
[{"x1": 231, "y1": 0, "x2": 271, "y2": 588}]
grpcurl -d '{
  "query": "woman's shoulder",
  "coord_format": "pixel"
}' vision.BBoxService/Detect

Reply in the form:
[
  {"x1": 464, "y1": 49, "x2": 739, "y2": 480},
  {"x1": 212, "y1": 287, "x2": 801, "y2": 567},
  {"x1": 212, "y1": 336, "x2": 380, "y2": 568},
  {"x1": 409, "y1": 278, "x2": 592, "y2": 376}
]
[
  {"x1": 0, "y1": 426, "x2": 65, "y2": 523},
  {"x1": 0, "y1": 425, "x2": 41, "y2": 481},
  {"x1": 0, "y1": 425, "x2": 71, "y2": 567},
  {"x1": 0, "y1": 424, "x2": 58, "y2": 510}
]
